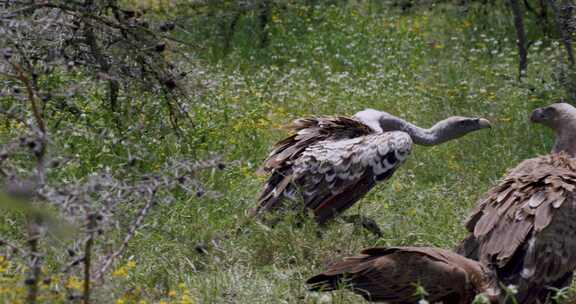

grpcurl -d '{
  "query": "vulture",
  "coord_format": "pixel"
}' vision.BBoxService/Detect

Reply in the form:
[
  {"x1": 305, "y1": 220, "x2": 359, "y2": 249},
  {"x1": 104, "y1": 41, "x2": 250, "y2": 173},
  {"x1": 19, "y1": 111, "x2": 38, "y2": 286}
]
[
  {"x1": 252, "y1": 109, "x2": 491, "y2": 233},
  {"x1": 457, "y1": 103, "x2": 576, "y2": 303},
  {"x1": 306, "y1": 246, "x2": 500, "y2": 304}
]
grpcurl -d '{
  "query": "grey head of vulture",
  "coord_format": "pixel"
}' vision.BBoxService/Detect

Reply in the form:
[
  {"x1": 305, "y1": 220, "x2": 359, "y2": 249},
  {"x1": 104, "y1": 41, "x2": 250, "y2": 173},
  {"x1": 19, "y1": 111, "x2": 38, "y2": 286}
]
[
  {"x1": 306, "y1": 246, "x2": 501, "y2": 304},
  {"x1": 355, "y1": 108, "x2": 491, "y2": 146},
  {"x1": 530, "y1": 102, "x2": 576, "y2": 156}
]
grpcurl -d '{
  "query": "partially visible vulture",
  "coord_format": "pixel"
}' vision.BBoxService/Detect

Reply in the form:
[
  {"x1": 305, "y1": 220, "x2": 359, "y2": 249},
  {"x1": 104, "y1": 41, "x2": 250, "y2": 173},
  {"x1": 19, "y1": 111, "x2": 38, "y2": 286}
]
[
  {"x1": 306, "y1": 246, "x2": 500, "y2": 303},
  {"x1": 457, "y1": 103, "x2": 576, "y2": 303},
  {"x1": 252, "y1": 109, "x2": 491, "y2": 232}
]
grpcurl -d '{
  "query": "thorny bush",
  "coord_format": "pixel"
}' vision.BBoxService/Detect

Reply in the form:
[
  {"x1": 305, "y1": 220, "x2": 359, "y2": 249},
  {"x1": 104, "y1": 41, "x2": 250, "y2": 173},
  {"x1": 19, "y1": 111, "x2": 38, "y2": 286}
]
[{"x1": 0, "y1": 1, "x2": 220, "y2": 303}]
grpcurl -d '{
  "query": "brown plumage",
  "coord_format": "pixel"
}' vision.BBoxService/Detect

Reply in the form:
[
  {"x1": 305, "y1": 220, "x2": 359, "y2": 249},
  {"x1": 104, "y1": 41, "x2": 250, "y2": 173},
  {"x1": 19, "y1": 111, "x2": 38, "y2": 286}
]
[
  {"x1": 457, "y1": 103, "x2": 576, "y2": 303},
  {"x1": 253, "y1": 116, "x2": 412, "y2": 224},
  {"x1": 306, "y1": 246, "x2": 500, "y2": 303},
  {"x1": 258, "y1": 117, "x2": 374, "y2": 173},
  {"x1": 252, "y1": 110, "x2": 491, "y2": 224}
]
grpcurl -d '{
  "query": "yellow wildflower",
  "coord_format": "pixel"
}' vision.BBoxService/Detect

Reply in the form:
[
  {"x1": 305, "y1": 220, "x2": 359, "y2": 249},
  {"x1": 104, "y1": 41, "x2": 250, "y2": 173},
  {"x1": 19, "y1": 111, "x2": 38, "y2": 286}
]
[
  {"x1": 168, "y1": 290, "x2": 177, "y2": 297},
  {"x1": 113, "y1": 260, "x2": 136, "y2": 278},
  {"x1": 240, "y1": 165, "x2": 253, "y2": 178},
  {"x1": 392, "y1": 180, "x2": 403, "y2": 192},
  {"x1": 0, "y1": 256, "x2": 9, "y2": 273},
  {"x1": 66, "y1": 276, "x2": 83, "y2": 290},
  {"x1": 448, "y1": 159, "x2": 461, "y2": 171},
  {"x1": 126, "y1": 260, "x2": 137, "y2": 269},
  {"x1": 180, "y1": 293, "x2": 194, "y2": 304},
  {"x1": 112, "y1": 266, "x2": 129, "y2": 278}
]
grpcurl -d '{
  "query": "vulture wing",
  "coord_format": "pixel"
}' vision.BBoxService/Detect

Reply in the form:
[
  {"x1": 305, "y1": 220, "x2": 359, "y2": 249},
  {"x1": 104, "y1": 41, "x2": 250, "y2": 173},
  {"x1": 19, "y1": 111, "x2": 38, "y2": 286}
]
[
  {"x1": 307, "y1": 246, "x2": 492, "y2": 304},
  {"x1": 457, "y1": 153, "x2": 576, "y2": 303},
  {"x1": 253, "y1": 126, "x2": 412, "y2": 223},
  {"x1": 258, "y1": 116, "x2": 374, "y2": 174}
]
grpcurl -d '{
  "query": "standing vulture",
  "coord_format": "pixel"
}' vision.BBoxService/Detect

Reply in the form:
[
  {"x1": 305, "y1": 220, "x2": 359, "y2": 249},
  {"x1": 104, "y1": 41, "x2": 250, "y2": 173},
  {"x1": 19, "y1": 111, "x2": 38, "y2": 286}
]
[
  {"x1": 252, "y1": 109, "x2": 491, "y2": 232},
  {"x1": 457, "y1": 103, "x2": 576, "y2": 303},
  {"x1": 306, "y1": 246, "x2": 500, "y2": 304}
]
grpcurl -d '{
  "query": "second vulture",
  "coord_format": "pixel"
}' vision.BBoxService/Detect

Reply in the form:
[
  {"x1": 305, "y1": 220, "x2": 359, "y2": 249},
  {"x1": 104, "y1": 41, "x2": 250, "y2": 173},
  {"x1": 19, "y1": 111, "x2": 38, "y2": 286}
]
[
  {"x1": 307, "y1": 246, "x2": 500, "y2": 304},
  {"x1": 252, "y1": 109, "x2": 491, "y2": 230},
  {"x1": 457, "y1": 102, "x2": 576, "y2": 303}
]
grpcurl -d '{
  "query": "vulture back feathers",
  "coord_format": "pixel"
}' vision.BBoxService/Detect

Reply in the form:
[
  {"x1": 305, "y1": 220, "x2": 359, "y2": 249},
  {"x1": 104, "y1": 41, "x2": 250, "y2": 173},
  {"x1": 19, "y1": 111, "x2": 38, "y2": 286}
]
[
  {"x1": 306, "y1": 246, "x2": 499, "y2": 304},
  {"x1": 258, "y1": 117, "x2": 374, "y2": 174}
]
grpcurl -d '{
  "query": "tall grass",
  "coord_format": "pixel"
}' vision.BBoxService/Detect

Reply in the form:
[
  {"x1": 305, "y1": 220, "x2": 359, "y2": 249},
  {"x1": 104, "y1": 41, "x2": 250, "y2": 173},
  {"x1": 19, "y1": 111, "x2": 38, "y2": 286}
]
[{"x1": 0, "y1": 2, "x2": 571, "y2": 303}]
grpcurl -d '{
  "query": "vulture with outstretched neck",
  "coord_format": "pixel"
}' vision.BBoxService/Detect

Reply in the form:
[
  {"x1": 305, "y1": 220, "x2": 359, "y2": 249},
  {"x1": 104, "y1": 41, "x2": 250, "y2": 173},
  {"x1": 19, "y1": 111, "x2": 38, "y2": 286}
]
[
  {"x1": 252, "y1": 109, "x2": 491, "y2": 231},
  {"x1": 306, "y1": 246, "x2": 500, "y2": 304},
  {"x1": 457, "y1": 103, "x2": 576, "y2": 303}
]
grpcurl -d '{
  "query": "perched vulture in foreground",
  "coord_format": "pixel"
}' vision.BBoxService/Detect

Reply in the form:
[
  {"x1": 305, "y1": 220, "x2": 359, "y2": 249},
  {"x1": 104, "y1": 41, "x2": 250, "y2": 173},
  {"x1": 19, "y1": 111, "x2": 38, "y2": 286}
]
[
  {"x1": 306, "y1": 246, "x2": 500, "y2": 304},
  {"x1": 457, "y1": 103, "x2": 576, "y2": 303},
  {"x1": 252, "y1": 109, "x2": 491, "y2": 230}
]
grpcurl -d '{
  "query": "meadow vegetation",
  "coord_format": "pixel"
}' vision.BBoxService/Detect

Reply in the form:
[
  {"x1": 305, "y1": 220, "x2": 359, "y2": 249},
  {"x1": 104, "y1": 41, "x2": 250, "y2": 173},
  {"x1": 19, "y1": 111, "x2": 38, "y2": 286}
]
[{"x1": 1, "y1": 1, "x2": 574, "y2": 303}]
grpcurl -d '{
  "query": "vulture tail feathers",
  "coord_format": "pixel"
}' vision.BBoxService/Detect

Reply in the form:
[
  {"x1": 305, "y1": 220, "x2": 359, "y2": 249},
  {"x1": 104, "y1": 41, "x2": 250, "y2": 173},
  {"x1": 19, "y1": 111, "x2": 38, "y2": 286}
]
[
  {"x1": 252, "y1": 168, "x2": 294, "y2": 216},
  {"x1": 305, "y1": 274, "x2": 338, "y2": 292},
  {"x1": 306, "y1": 254, "x2": 379, "y2": 292}
]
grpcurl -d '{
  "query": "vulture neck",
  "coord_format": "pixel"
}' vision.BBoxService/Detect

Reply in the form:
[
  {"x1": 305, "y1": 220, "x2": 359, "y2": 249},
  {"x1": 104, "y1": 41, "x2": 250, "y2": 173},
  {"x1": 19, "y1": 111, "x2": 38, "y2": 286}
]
[
  {"x1": 553, "y1": 124, "x2": 576, "y2": 157},
  {"x1": 379, "y1": 117, "x2": 454, "y2": 146}
]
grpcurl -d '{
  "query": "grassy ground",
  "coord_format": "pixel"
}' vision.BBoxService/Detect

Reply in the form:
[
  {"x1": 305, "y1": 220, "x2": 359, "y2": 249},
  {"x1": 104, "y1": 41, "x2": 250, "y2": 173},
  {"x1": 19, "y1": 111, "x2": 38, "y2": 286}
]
[{"x1": 1, "y1": 2, "x2": 573, "y2": 303}]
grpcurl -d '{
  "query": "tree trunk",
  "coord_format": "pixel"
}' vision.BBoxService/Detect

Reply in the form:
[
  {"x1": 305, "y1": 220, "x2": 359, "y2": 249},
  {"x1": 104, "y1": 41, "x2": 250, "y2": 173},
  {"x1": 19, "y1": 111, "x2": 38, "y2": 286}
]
[
  {"x1": 258, "y1": 0, "x2": 272, "y2": 49},
  {"x1": 222, "y1": 12, "x2": 242, "y2": 56},
  {"x1": 510, "y1": 0, "x2": 529, "y2": 79},
  {"x1": 548, "y1": 0, "x2": 575, "y2": 66},
  {"x1": 84, "y1": 0, "x2": 120, "y2": 114}
]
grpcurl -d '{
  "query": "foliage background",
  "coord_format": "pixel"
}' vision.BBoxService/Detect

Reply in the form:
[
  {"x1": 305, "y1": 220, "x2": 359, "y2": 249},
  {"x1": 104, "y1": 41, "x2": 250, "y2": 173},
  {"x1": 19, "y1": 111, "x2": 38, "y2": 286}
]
[{"x1": 0, "y1": 0, "x2": 574, "y2": 303}]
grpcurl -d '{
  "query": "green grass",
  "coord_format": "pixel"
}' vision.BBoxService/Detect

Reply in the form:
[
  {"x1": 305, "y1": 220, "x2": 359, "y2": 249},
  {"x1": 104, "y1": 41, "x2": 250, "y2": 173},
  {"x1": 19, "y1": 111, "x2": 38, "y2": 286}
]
[{"x1": 1, "y1": 2, "x2": 573, "y2": 303}]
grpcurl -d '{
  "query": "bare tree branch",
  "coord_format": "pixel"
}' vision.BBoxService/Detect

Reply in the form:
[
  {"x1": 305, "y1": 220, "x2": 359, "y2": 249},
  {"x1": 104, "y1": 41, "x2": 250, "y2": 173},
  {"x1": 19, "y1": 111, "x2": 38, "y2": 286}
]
[
  {"x1": 95, "y1": 188, "x2": 158, "y2": 282},
  {"x1": 83, "y1": 214, "x2": 97, "y2": 304}
]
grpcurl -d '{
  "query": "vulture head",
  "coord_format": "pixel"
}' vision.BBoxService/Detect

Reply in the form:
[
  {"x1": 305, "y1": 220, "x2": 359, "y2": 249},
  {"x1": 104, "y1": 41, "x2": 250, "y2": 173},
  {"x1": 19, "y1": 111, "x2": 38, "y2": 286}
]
[
  {"x1": 531, "y1": 102, "x2": 576, "y2": 156},
  {"x1": 428, "y1": 116, "x2": 492, "y2": 143},
  {"x1": 355, "y1": 109, "x2": 491, "y2": 146}
]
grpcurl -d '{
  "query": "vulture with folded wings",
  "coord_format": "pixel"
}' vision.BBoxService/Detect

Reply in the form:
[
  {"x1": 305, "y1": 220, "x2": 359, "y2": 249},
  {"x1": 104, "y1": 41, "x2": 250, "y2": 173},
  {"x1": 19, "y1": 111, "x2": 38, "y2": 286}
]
[
  {"x1": 457, "y1": 103, "x2": 576, "y2": 303},
  {"x1": 306, "y1": 246, "x2": 500, "y2": 304},
  {"x1": 252, "y1": 109, "x2": 491, "y2": 232}
]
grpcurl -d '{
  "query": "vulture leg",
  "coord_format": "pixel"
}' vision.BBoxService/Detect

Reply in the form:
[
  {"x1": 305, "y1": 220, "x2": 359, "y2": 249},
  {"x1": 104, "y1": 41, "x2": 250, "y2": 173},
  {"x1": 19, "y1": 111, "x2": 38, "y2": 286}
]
[
  {"x1": 340, "y1": 214, "x2": 384, "y2": 238},
  {"x1": 552, "y1": 271, "x2": 574, "y2": 291}
]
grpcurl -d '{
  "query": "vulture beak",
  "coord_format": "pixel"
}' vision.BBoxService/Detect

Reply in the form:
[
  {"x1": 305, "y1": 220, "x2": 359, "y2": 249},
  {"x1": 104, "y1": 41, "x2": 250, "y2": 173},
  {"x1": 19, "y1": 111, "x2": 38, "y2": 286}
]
[
  {"x1": 478, "y1": 118, "x2": 492, "y2": 129},
  {"x1": 530, "y1": 108, "x2": 544, "y2": 123}
]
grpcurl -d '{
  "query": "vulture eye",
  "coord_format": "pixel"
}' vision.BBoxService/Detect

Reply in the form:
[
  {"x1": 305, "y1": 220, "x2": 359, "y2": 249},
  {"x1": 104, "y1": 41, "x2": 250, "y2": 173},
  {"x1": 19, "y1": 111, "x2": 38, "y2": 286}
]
[{"x1": 543, "y1": 107, "x2": 557, "y2": 118}]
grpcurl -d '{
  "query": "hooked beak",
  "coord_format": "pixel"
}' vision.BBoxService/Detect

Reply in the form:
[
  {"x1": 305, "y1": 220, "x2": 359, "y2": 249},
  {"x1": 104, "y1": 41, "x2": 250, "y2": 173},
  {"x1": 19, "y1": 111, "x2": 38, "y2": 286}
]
[
  {"x1": 530, "y1": 108, "x2": 544, "y2": 123},
  {"x1": 478, "y1": 118, "x2": 492, "y2": 129}
]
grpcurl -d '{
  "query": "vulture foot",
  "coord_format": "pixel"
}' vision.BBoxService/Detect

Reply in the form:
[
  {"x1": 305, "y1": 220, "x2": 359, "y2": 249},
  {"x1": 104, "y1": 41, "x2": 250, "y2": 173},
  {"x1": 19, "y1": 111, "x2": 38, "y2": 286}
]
[{"x1": 341, "y1": 215, "x2": 383, "y2": 238}]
